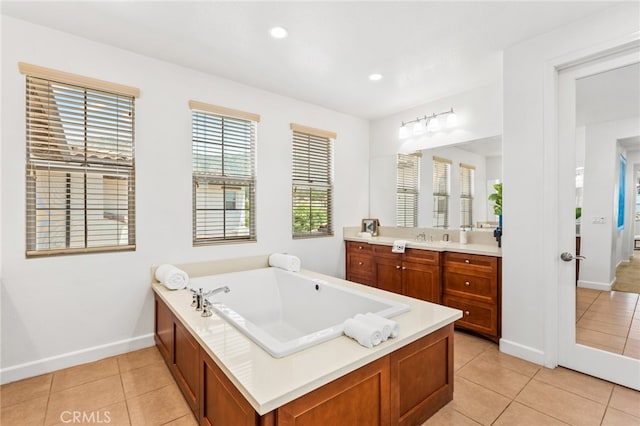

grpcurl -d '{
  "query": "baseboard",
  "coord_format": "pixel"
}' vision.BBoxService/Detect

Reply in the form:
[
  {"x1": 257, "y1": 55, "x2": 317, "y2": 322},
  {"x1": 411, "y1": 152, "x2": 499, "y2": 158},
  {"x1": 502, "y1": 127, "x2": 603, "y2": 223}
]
[
  {"x1": 0, "y1": 333, "x2": 155, "y2": 385},
  {"x1": 499, "y1": 338, "x2": 545, "y2": 366},
  {"x1": 577, "y1": 280, "x2": 612, "y2": 291}
]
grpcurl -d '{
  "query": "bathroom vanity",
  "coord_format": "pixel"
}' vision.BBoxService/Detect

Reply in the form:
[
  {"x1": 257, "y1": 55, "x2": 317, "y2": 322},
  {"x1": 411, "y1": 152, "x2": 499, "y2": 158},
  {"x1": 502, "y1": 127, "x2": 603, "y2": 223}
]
[
  {"x1": 152, "y1": 256, "x2": 461, "y2": 425},
  {"x1": 345, "y1": 231, "x2": 502, "y2": 342}
]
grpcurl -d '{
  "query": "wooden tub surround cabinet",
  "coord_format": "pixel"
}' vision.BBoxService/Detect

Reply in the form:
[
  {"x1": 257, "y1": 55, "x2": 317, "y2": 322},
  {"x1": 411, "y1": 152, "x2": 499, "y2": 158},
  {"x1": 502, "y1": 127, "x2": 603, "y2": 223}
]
[
  {"x1": 346, "y1": 240, "x2": 502, "y2": 342},
  {"x1": 152, "y1": 258, "x2": 460, "y2": 426}
]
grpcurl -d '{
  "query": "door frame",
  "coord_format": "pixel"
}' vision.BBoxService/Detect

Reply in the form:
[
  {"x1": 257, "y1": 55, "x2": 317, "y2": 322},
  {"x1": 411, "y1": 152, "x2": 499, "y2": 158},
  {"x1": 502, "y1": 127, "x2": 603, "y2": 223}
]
[{"x1": 542, "y1": 34, "x2": 640, "y2": 389}]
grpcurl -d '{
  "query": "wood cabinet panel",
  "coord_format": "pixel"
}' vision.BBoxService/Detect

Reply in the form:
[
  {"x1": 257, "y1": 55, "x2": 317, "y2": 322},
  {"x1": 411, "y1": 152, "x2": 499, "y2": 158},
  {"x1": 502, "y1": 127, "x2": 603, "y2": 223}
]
[
  {"x1": 155, "y1": 296, "x2": 173, "y2": 363},
  {"x1": 390, "y1": 324, "x2": 453, "y2": 426},
  {"x1": 278, "y1": 357, "x2": 390, "y2": 426},
  {"x1": 201, "y1": 349, "x2": 259, "y2": 426},
  {"x1": 346, "y1": 241, "x2": 373, "y2": 253},
  {"x1": 404, "y1": 248, "x2": 440, "y2": 266},
  {"x1": 402, "y1": 262, "x2": 441, "y2": 304},
  {"x1": 443, "y1": 252, "x2": 497, "y2": 276},
  {"x1": 443, "y1": 271, "x2": 496, "y2": 304},
  {"x1": 174, "y1": 320, "x2": 199, "y2": 413},
  {"x1": 374, "y1": 255, "x2": 403, "y2": 294},
  {"x1": 443, "y1": 295, "x2": 497, "y2": 336}
]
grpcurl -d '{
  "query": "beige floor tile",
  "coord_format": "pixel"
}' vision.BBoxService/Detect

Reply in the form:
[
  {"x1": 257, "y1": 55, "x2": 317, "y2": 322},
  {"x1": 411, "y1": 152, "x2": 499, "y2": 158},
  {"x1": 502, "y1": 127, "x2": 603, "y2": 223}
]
[
  {"x1": 598, "y1": 291, "x2": 639, "y2": 303},
  {"x1": 533, "y1": 367, "x2": 613, "y2": 404},
  {"x1": 127, "y1": 384, "x2": 191, "y2": 426},
  {"x1": 581, "y1": 311, "x2": 634, "y2": 326},
  {"x1": 0, "y1": 395, "x2": 48, "y2": 426},
  {"x1": 577, "y1": 317, "x2": 631, "y2": 337},
  {"x1": 515, "y1": 379, "x2": 606, "y2": 425},
  {"x1": 476, "y1": 347, "x2": 541, "y2": 378},
  {"x1": 601, "y1": 407, "x2": 640, "y2": 426},
  {"x1": 492, "y1": 401, "x2": 568, "y2": 426},
  {"x1": 576, "y1": 328, "x2": 626, "y2": 353},
  {"x1": 162, "y1": 413, "x2": 199, "y2": 425},
  {"x1": 117, "y1": 346, "x2": 164, "y2": 373},
  {"x1": 51, "y1": 357, "x2": 120, "y2": 393},
  {"x1": 584, "y1": 304, "x2": 636, "y2": 318},
  {"x1": 121, "y1": 360, "x2": 175, "y2": 398},
  {"x1": 457, "y1": 356, "x2": 531, "y2": 398},
  {"x1": 622, "y1": 337, "x2": 640, "y2": 359},
  {"x1": 422, "y1": 403, "x2": 481, "y2": 425},
  {"x1": 0, "y1": 372, "x2": 52, "y2": 407},
  {"x1": 45, "y1": 375, "x2": 125, "y2": 425},
  {"x1": 449, "y1": 376, "x2": 511, "y2": 425},
  {"x1": 627, "y1": 325, "x2": 640, "y2": 340},
  {"x1": 49, "y1": 401, "x2": 131, "y2": 426},
  {"x1": 609, "y1": 385, "x2": 640, "y2": 418}
]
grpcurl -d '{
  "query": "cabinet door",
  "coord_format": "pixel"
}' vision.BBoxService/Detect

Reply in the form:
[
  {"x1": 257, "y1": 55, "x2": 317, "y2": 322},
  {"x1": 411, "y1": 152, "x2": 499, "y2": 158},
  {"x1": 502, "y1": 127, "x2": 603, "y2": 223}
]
[
  {"x1": 402, "y1": 262, "x2": 441, "y2": 304},
  {"x1": 154, "y1": 296, "x2": 173, "y2": 363},
  {"x1": 374, "y1": 255, "x2": 403, "y2": 294},
  {"x1": 174, "y1": 320, "x2": 200, "y2": 414}
]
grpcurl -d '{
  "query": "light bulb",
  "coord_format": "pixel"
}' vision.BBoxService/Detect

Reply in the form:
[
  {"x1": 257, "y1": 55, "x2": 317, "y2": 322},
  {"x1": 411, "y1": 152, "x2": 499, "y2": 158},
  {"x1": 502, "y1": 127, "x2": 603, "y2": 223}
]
[
  {"x1": 398, "y1": 125, "x2": 410, "y2": 139},
  {"x1": 412, "y1": 121, "x2": 424, "y2": 135},
  {"x1": 427, "y1": 116, "x2": 440, "y2": 132},
  {"x1": 446, "y1": 112, "x2": 458, "y2": 128}
]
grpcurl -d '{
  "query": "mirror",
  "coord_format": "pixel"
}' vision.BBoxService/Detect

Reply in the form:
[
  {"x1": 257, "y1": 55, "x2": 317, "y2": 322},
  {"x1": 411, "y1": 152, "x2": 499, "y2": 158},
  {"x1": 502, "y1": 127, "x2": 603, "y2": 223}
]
[
  {"x1": 574, "y1": 62, "x2": 640, "y2": 360},
  {"x1": 370, "y1": 136, "x2": 502, "y2": 229}
]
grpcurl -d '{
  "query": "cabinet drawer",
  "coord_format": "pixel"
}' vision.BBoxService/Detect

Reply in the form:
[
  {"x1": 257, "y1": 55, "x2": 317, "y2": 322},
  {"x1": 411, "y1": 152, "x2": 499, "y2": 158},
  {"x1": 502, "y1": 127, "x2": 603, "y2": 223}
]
[
  {"x1": 404, "y1": 248, "x2": 440, "y2": 266},
  {"x1": 444, "y1": 271, "x2": 496, "y2": 303},
  {"x1": 443, "y1": 252, "x2": 497, "y2": 275},
  {"x1": 443, "y1": 295, "x2": 497, "y2": 337},
  {"x1": 348, "y1": 254, "x2": 374, "y2": 276},
  {"x1": 372, "y1": 244, "x2": 403, "y2": 259},
  {"x1": 346, "y1": 241, "x2": 372, "y2": 253}
]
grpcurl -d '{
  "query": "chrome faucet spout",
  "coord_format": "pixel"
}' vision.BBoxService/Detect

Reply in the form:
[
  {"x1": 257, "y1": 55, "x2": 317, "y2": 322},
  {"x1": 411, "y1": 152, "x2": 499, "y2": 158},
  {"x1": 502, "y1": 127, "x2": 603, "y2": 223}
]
[{"x1": 209, "y1": 285, "x2": 230, "y2": 296}]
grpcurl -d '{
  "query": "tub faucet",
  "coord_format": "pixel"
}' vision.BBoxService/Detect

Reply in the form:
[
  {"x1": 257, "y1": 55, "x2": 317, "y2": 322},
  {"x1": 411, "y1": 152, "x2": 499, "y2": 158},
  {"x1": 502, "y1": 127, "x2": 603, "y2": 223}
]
[
  {"x1": 209, "y1": 285, "x2": 230, "y2": 296},
  {"x1": 190, "y1": 286, "x2": 230, "y2": 311},
  {"x1": 201, "y1": 286, "x2": 230, "y2": 317}
]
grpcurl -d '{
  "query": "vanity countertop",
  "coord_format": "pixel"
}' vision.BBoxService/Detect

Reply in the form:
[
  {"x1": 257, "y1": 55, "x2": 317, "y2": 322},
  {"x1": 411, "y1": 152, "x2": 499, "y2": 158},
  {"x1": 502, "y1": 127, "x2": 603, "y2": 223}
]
[
  {"x1": 152, "y1": 267, "x2": 461, "y2": 415},
  {"x1": 344, "y1": 235, "x2": 502, "y2": 257}
]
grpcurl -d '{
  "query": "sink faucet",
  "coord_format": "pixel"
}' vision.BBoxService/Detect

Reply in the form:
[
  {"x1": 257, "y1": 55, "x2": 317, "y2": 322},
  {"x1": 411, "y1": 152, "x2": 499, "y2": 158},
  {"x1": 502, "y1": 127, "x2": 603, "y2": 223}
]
[
  {"x1": 442, "y1": 233, "x2": 450, "y2": 242},
  {"x1": 416, "y1": 232, "x2": 426, "y2": 242}
]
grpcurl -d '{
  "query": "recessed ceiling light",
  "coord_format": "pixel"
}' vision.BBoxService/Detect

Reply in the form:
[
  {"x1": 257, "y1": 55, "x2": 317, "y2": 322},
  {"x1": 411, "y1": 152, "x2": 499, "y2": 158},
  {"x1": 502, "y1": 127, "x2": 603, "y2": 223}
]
[
  {"x1": 269, "y1": 26, "x2": 288, "y2": 39},
  {"x1": 369, "y1": 73, "x2": 383, "y2": 81}
]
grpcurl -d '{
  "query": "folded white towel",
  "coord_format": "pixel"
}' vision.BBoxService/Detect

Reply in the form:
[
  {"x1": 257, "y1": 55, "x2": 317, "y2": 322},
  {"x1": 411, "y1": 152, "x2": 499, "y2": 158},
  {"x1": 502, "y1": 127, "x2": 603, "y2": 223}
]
[
  {"x1": 355, "y1": 313, "x2": 389, "y2": 341},
  {"x1": 155, "y1": 264, "x2": 188, "y2": 290},
  {"x1": 343, "y1": 317, "x2": 383, "y2": 349},
  {"x1": 392, "y1": 240, "x2": 407, "y2": 253},
  {"x1": 364, "y1": 312, "x2": 400, "y2": 339},
  {"x1": 268, "y1": 253, "x2": 301, "y2": 272}
]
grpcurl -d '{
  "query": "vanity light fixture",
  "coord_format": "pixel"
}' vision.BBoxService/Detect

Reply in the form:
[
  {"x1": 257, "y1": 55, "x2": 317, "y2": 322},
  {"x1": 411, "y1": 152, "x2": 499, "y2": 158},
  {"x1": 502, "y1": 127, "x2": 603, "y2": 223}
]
[
  {"x1": 269, "y1": 26, "x2": 289, "y2": 39},
  {"x1": 398, "y1": 108, "x2": 457, "y2": 139}
]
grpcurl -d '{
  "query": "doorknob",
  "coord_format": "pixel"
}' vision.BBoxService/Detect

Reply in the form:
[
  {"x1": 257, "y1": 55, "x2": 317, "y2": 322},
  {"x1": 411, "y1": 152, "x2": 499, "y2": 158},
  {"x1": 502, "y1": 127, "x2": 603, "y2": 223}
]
[{"x1": 560, "y1": 252, "x2": 586, "y2": 262}]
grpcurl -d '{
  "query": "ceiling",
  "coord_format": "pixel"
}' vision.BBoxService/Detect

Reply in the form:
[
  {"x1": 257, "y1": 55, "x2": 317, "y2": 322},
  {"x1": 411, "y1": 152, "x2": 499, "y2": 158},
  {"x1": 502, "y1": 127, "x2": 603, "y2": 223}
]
[{"x1": 1, "y1": 1, "x2": 622, "y2": 119}]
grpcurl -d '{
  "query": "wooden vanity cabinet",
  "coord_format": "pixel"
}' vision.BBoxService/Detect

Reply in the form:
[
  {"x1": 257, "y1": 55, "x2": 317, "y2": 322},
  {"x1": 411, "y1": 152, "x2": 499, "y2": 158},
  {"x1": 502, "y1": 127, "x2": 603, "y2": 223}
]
[
  {"x1": 442, "y1": 252, "x2": 501, "y2": 341},
  {"x1": 345, "y1": 241, "x2": 375, "y2": 286}
]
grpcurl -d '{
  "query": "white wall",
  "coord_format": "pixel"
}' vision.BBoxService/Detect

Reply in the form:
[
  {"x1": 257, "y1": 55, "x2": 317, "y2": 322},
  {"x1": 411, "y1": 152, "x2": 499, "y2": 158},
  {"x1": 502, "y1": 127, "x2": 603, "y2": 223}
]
[
  {"x1": 0, "y1": 16, "x2": 370, "y2": 382},
  {"x1": 580, "y1": 118, "x2": 639, "y2": 289},
  {"x1": 502, "y1": 3, "x2": 640, "y2": 365},
  {"x1": 370, "y1": 83, "x2": 502, "y2": 226}
]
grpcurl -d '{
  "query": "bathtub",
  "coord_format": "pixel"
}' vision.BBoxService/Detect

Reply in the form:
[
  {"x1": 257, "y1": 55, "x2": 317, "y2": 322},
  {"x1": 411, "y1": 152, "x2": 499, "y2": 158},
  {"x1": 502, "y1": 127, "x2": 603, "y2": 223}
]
[{"x1": 188, "y1": 267, "x2": 410, "y2": 358}]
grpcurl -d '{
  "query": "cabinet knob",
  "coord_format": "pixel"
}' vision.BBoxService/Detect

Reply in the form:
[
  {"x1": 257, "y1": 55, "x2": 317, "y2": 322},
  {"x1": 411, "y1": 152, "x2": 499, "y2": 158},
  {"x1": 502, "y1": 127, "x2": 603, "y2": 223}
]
[
  {"x1": 396, "y1": 265, "x2": 401, "y2": 269},
  {"x1": 358, "y1": 246, "x2": 363, "y2": 249},
  {"x1": 358, "y1": 262, "x2": 363, "y2": 266},
  {"x1": 465, "y1": 311, "x2": 470, "y2": 316},
  {"x1": 402, "y1": 266, "x2": 406, "y2": 270},
  {"x1": 464, "y1": 259, "x2": 470, "y2": 264},
  {"x1": 465, "y1": 281, "x2": 470, "y2": 286}
]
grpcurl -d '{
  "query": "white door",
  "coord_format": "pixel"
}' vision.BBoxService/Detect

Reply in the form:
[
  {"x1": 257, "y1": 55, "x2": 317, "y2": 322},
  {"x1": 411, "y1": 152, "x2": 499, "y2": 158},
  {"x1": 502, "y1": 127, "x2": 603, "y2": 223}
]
[{"x1": 557, "y1": 49, "x2": 640, "y2": 390}]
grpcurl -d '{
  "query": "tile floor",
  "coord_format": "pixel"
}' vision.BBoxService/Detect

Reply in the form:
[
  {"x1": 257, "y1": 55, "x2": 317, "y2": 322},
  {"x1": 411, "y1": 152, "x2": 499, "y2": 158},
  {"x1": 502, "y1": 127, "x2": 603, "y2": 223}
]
[
  {"x1": 576, "y1": 287, "x2": 640, "y2": 359},
  {"x1": 1, "y1": 332, "x2": 639, "y2": 425}
]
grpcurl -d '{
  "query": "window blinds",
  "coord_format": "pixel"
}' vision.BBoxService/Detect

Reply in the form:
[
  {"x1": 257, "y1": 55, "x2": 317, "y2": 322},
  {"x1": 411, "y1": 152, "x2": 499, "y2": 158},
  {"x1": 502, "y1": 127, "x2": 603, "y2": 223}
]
[
  {"x1": 291, "y1": 126, "x2": 334, "y2": 238},
  {"x1": 460, "y1": 163, "x2": 475, "y2": 229},
  {"x1": 25, "y1": 75, "x2": 136, "y2": 256},
  {"x1": 191, "y1": 108, "x2": 257, "y2": 244},
  {"x1": 432, "y1": 156, "x2": 451, "y2": 229},
  {"x1": 396, "y1": 153, "x2": 420, "y2": 227}
]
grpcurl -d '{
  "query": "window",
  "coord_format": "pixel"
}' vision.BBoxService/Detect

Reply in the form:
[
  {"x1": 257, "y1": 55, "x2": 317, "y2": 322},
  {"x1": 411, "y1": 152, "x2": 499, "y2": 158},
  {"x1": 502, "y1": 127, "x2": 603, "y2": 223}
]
[
  {"x1": 460, "y1": 163, "x2": 475, "y2": 229},
  {"x1": 432, "y1": 156, "x2": 451, "y2": 229},
  {"x1": 190, "y1": 101, "x2": 259, "y2": 244},
  {"x1": 22, "y1": 63, "x2": 138, "y2": 256},
  {"x1": 291, "y1": 123, "x2": 335, "y2": 238},
  {"x1": 396, "y1": 153, "x2": 420, "y2": 227}
]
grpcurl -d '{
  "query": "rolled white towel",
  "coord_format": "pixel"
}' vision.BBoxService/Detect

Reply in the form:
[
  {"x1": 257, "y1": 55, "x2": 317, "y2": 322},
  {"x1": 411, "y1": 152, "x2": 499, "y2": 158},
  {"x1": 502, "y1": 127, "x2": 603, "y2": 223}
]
[
  {"x1": 343, "y1": 317, "x2": 383, "y2": 349},
  {"x1": 364, "y1": 312, "x2": 399, "y2": 339},
  {"x1": 355, "y1": 313, "x2": 390, "y2": 341},
  {"x1": 268, "y1": 253, "x2": 301, "y2": 272},
  {"x1": 155, "y1": 264, "x2": 188, "y2": 290}
]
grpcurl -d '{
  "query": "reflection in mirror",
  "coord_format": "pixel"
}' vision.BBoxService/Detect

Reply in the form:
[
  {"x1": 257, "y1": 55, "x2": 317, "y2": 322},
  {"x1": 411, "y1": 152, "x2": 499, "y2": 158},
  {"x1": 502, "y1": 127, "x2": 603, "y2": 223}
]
[
  {"x1": 405, "y1": 136, "x2": 502, "y2": 229},
  {"x1": 574, "y1": 62, "x2": 640, "y2": 359}
]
